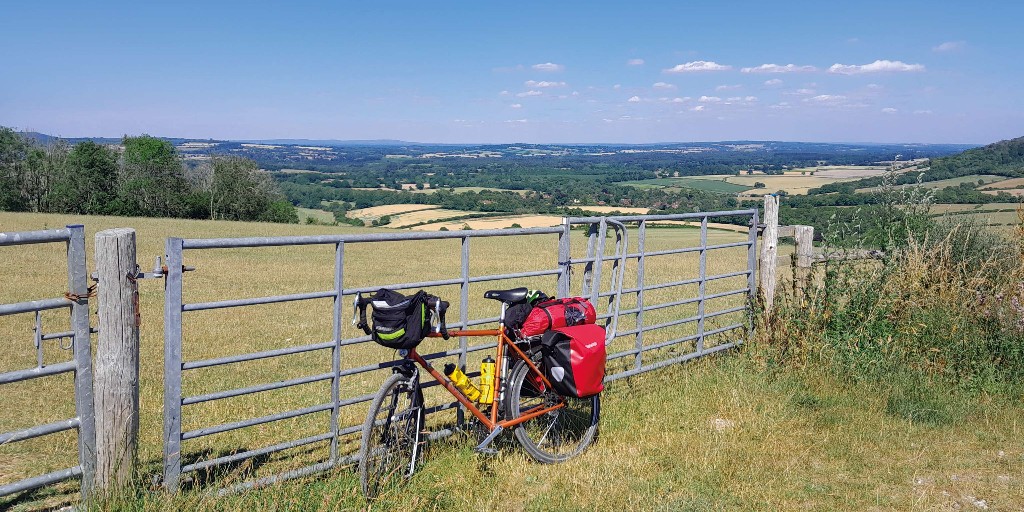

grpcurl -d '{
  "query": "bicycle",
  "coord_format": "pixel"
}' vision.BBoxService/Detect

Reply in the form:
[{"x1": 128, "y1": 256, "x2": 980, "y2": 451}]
[{"x1": 354, "y1": 287, "x2": 600, "y2": 499}]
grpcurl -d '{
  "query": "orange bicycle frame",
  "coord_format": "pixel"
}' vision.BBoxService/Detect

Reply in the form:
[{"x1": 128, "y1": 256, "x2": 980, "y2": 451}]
[{"x1": 417, "y1": 327, "x2": 563, "y2": 432}]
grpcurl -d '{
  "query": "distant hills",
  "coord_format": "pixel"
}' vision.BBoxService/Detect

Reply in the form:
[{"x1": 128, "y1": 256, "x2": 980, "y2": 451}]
[{"x1": 928, "y1": 135, "x2": 1024, "y2": 179}]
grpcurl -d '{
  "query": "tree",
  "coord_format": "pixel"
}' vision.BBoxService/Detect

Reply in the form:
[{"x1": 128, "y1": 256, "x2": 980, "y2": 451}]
[
  {"x1": 117, "y1": 135, "x2": 190, "y2": 217},
  {"x1": 0, "y1": 127, "x2": 31, "y2": 211},
  {"x1": 202, "y1": 155, "x2": 298, "y2": 222},
  {"x1": 49, "y1": 141, "x2": 118, "y2": 214}
]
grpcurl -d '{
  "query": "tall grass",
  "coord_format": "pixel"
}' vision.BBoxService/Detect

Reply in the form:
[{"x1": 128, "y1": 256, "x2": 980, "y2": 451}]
[{"x1": 762, "y1": 188, "x2": 1024, "y2": 423}]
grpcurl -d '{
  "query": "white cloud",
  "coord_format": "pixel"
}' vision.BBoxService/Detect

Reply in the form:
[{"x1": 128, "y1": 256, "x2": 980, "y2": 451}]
[
  {"x1": 510, "y1": 103, "x2": 522, "y2": 109},
  {"x1": 794, "y1": 88, "x2": 816, "y2": 95},
  {"x1": 913, "y1": 109, "x2": 933, "y2": 115},
  {"x1": 524, "y1": 80, "x2": 566, "y2": 88},
  {"x1": 653, "y1": 82, "x2": 676, "y2": 90},
  {"x1": 516, "y1": 90, "x2": 543, "y2": 97},
  {"x1": 671, "y1": 97, "x2": 690, "y2": 103},
  {"x1": 933, "y1": 41, "x2": 965, "y2": 52},
  {"x1": 627, "y1": 58, "x2": 645, "y2": 66},
  {"x1": 808, "y1": 94, "x2": 847, "y2": 102},
  {"x1": 627, "y1": 96, "x2": 641, "y2": 103},
  {"x1": 499, "y1": 90, "x2": 510, "y2": 96},
  {"x1": 505, "y1": 119, "x2": 528, "y2": 123},
  {"x1": 716, "y1": 84, "x2": 741, "y2": 91},
  {"x1": 740, "y1": 63, "x2": 817, "y2": 73},
  {"x1": 881, "y1": 107, "x2": 898, "y2": 113},
  {"x1": 828, "y1": 60, "x2": 925, "y2": 74},
  {"x1": 532, "y1": 62, "x2": 565, "y2": 72},
  {"x1": 769, "y1": 102, "x2": 791, "y2": 110},
  {"x1": 764, "y1": 79, "x2": 783, "y2": 86},
  {"x1": 613, "y1": 84, "x2": 622, "y2": 90},
  {"x1": 691, "y1": 105, "x2": 705, "y2": 111},
  {"x1": 664, "y1": 60, "x2": 732, "y2": 73},
  {"x1": 745, "y1": 96, "x2": 758, "y2": 102},
  {"x1": 572, "y1": 91, "x2": 580, "y2": 96},
  {"x1": 866, "y1": 83, "x2": 882, "y2": 89},
  {"x1": 699, "y1": 95, "x2": 722, "y2": 103}
]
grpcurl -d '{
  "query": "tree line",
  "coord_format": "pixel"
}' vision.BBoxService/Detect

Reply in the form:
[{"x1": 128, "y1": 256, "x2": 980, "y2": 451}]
[{"x1": 0, "y1": 128, "x2": 297, "y2": 223}]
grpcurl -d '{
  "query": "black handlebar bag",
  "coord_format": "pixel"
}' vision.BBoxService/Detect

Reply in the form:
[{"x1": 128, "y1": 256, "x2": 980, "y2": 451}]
[{"x1": 358, "y1": 289, "x2": 433, "y2": 350}]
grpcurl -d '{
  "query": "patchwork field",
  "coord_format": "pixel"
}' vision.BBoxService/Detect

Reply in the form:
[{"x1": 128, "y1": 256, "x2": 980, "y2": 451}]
[
  {"x1": 784, "y1": 165, "x2": 890, "y2": 178},
  {"x1": 409, "y1": 186, "x2": 527, "y2": 195},
  {"x1": 623, "y1": 165, "x2": 895, "y2": 197},
  {"x1": 344, "y1": 204, "x2": 440, "y2": 220},
  {"x1": 410, "y1": 214, "x2": 565, "y2": 230},
  {"x1": 979, "y1": 177, "x2": 1024, "y2": 190},
  {"x1": 619, "y1": 177, "x2": 750, "y2": 194},
  {"x1": 857, "y1": 174, "x2": 1006, "y2": 193},
  {"x1": 567, "y1": 205, "x2": 652, "y2": 215}
]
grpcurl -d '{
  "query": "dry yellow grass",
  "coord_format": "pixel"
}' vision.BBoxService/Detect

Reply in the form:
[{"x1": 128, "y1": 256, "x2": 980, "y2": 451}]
[
  {"x1": 411, "y1": 214, "x2": 564, "y2": 230},
  {"x1": 979, "y1": 177, "x2": 1024, "y2": 190},
  {"x1": 982, "y1": 189, "x2": 1024, "y2": 197},
  {"x1": 570, "y1": 206, "x2": 652, "y2": 214},
  {"x1": 387, "y1": 208, "x2": 480, "y2": 227},
  {"x1": 0, "y1": 212, "x2": 750, "y2": 506},
  {"x1": 345, "y1": 204, "x2": 439, "y2": 220}
]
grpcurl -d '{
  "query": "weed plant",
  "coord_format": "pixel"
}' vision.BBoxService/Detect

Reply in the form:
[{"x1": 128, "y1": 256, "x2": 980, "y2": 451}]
[{"x1": 761, "y1": 166, "x2": 1024, "y2": 425}]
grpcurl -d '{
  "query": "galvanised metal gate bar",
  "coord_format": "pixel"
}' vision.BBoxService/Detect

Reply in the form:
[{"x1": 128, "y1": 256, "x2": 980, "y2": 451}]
[
  {"x1": 163, "y1": 221, "x2": 627, "y2": 492},
  {"x1": 162, "y1": 212, "x2": 752, "y2": 493},
  {"x1": 570, "y1": 210, "x2": 758, "y2": 381},
  {"x1": 0, "y1": 226, "x2": 96, "y2": 500}
]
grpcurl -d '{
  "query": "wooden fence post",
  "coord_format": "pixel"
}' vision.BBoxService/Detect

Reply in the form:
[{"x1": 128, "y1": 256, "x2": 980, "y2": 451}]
[
  {"x1": 758, "y1": 195, "x2": 780, "y2": 317},
  {"x1": 93, "y1": 228, "x2": 140, "y2": 491},
  {"x1": 794, "y1": 225, "x2": 814, "y2": 294}
]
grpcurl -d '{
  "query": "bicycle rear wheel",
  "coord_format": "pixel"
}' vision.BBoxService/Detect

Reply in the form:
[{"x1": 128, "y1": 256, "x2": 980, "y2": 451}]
[
  {"x1": 505, "y1": 358, "x2": 599, "y2": 463},
  {"x1": 359, "y1": 372, "x2": 423, "y2": 499}
]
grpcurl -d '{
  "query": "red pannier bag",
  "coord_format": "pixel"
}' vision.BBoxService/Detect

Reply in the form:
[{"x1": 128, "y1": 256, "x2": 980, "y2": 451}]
[
  {"x1": 520, "y1": 297, "x2": 597, "y2": 337},
  {"x1": 540, "y1": 324, "x2": 607, "y2": 398}
]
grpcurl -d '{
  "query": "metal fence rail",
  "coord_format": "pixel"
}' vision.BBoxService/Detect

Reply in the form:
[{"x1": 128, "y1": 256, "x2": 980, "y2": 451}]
[
  {"x1": 0, "y1": 226, "x2": 96, "y2": 500},
  {"x1": 162, "y1": 212, "x2": 756, "y2": 493},
  {"x1": 572, "y1": 211, "x2": 758, "y2": 381}
]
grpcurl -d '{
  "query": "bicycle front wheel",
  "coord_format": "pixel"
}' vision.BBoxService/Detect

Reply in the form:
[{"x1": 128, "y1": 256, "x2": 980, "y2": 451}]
[
  {"x1": 505, "y1": 358, "x2": 599, "y2": 464},
  {"x1": 359, "y1": 372, "x2": 423, "y2": 499}
]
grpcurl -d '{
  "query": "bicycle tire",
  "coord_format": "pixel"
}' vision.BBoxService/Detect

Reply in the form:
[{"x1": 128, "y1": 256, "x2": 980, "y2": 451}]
[
  {"x1": 505, "y1": 358, "x2": 599, "y2": 463},
  {"x1": 358, "y1": 372, "x2": 423, "y2": 499}
]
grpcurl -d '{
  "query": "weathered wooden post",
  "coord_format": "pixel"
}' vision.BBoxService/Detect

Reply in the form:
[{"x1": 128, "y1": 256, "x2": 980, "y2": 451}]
[
  {"x1": 93, "y1": 228, "x2": 140, "y2": 490},
  {"x1": 758, "y1": 195, "x2": 780, "y2": 317},
  {"x1": 793, "y1": 225, "x2": 814, "y2": 294}
]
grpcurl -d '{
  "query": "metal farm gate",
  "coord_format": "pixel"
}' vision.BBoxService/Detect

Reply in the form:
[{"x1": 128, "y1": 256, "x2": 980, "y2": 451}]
[
  {"x1": 161, "y1": 209, "x2": 757, "y2": 493},
  {"x1": 0, "y1": 226, "x2": 96, "y2": 499}
]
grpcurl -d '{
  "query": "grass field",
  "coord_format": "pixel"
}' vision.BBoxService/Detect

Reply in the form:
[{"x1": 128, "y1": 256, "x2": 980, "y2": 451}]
[
  {"x1": 619, "y1": 177, "x2": 750, "y2": 194},
  {"x1": 410, "y1": 214, "x2": 564, "y2": 230},
  {"x1": 408, "y1": 187, "x2": 526, "y2": 195},
  {"x1": 979, "y1": 177, "x2": 1024, "y2": 190},
  {"x1": 387, "y1": 208, "x2": 484, "y2": 227},
  {"x1": 0, "y1": 211, "x2": 753, "y2": 509},
  {"x1": 2, "y1": 212, "x2": 1021, "y2": 511},
  {"x1": 295, "y1": 207, "x2": 335, "y2": 224},
  {"x1": 857, "y1": 174, "x2": 1007, "y2": 193},
  {"x1": 622, "y1": 167, "x2": 889, "y2": 197}
]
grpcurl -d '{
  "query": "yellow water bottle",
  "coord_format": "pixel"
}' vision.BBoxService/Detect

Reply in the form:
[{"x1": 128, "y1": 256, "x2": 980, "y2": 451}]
[
  {"x1": 479, "y1": 356, "x2": 496, "y2": 405},
  {"x1": 443, "y1": 363, "x2": 481, "y2": 402}
]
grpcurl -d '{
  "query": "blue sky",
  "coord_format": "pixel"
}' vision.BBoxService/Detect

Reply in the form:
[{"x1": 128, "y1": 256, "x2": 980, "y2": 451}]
[{"x1": 2, "y1": 0, "x2": 1021, "y2": 144}]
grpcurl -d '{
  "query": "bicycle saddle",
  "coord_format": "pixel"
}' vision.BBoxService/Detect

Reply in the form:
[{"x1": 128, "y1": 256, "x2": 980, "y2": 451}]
[{"x1": 483, "y1": 287, "x2": 529, "y2": 303}]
